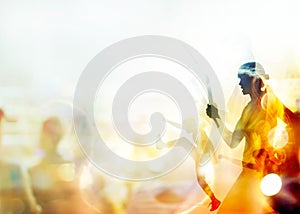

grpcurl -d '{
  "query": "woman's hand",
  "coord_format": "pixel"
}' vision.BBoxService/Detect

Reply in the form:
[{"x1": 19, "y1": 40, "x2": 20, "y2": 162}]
[{"x1": 206, "y1": 104, "x2": 220, "y2": 119}]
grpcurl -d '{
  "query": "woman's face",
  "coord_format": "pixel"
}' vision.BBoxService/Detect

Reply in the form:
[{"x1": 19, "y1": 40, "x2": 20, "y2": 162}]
[{"x1": 238, "y1": 74, "x2": 253, "y2": 95}]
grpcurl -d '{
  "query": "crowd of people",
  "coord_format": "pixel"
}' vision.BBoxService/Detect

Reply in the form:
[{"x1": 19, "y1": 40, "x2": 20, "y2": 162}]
[
  {"x1": 0, "y1": 61, "x2": 299, "y2": 214},
  {"x1": 0, "y1": 111, "x2": 128, "y2": 214}
]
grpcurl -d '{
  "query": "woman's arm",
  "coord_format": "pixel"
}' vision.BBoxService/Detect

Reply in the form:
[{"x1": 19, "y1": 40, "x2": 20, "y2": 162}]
[{"x1": 206, "y1": 104, "x2": 244, "y2": 148}]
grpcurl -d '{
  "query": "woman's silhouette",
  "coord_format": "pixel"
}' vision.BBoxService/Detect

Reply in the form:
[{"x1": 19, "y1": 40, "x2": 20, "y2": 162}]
[{"x1": 206, "y1": 62, "x2": 284, "y2": 213}]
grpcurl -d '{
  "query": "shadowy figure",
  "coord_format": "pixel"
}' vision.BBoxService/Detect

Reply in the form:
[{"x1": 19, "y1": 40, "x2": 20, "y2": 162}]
[
  {"x1": 157, "y1": 118, "x2": 221, "y2": 211},
  {"x1": 206, "y1": 62, "x2": 285, "y2": 213},
  {"x1": 28, "y1": 117, "x2": 98, "y2": 214},
  {"x1": 0, "y1": 108, "x2": 40, "y2": 214},
  {"x1": 0, "y1": 159, "x2": 41, "y2": 214}
]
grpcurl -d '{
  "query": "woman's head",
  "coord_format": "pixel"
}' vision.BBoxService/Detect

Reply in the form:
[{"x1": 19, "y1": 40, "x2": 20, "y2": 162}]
[{"x1": 238, "y1": 62, "x2": 268, "y2": 96}]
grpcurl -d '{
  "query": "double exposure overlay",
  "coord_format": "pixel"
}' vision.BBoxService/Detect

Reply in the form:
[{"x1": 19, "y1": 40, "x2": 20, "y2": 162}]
[{"x1": 1, "y1": 1, "x2": 300, "y2": 214}]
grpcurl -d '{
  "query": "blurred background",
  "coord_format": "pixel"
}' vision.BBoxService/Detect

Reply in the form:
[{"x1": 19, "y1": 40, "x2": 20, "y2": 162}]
[{"x1": 0, "y1": 0, "x2": 300, "y2": 213}]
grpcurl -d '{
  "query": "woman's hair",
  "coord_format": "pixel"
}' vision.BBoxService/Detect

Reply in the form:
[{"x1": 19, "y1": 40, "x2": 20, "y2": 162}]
[
  {"x1": 238, "y1": 62, "x2": 269, "y2": 81},
  {"x1": 253, "y1": 76, "x2": 265, "y2": 92},
  {"x1": 238, "y1": 62, "x2": 268, "y2": 94}
]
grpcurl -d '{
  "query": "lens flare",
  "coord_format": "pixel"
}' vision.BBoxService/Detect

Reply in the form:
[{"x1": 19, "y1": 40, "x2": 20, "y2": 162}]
[{"x1": 260, "y1": 173, "x2": 282, "y2": 196}]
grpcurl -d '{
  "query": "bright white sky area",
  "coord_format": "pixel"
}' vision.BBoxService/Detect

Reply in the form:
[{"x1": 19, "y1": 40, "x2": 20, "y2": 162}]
[
  {"x1": 0, "y1": 0, "x2": 300, "y2": 152},
  {"x1": 0, "y1": 3, "x2": 300, "y2": 211},
  {"x1": 1, "y1": 0, "x2": 300, "y2": 101}
]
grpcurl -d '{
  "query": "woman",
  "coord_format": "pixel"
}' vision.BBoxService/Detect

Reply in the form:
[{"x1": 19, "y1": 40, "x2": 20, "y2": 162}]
[
  {"x1": 28, "y1": 117, "x2": 101, "y2": 214},
  {"x1": 206, "y1": 62, "x2": 284, "y2": 213}
]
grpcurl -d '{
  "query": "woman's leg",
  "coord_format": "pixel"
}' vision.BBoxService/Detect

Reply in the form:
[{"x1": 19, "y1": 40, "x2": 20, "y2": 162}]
[{"x1": 197, "y1": 172, "x2": 221, "y2": 211}]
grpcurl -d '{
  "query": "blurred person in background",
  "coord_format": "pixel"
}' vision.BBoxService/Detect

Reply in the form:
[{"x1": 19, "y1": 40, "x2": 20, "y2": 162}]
[
  {"x1": 28, "y1": 116, "x2": 99, "y2": 214},
  {"x1": 127, "y1": 117, "x2": 221, "y2": 213},
  {"x1": 159, "y1": 118, "x2": 221, "y2": 211},
  {"x1": 0, "y1": 158, "x2": 42, "y2": 214},
  {"x1": 69, "y1": 112, "x2": 122, "y2": 213},
  {"x1": 0, "y1": 108, "x2": 41, "y2": 214}
]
